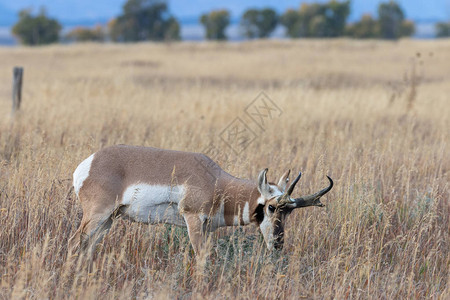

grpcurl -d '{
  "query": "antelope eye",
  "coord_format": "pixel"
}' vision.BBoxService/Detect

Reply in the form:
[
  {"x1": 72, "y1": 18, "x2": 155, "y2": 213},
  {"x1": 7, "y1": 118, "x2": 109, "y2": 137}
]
[{"x1": 268, "y1": 205, "x2": 276, "y2": 213}]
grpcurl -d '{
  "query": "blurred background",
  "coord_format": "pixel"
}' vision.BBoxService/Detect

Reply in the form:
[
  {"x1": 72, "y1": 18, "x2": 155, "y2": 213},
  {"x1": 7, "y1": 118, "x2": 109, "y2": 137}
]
[{"x1": 0, "y1": 0, "x2": 449, "y2": 45}]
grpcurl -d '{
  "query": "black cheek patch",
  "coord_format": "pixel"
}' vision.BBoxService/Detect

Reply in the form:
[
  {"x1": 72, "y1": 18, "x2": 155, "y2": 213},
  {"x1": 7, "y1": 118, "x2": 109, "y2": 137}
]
[{"x1": 252, "y1": 204, "x2": 265, "y2": 225}]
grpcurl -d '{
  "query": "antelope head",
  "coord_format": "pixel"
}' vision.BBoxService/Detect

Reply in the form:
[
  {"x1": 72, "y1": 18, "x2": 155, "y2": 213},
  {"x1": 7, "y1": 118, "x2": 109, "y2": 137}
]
[{"x1": 256, "y1": 169, "x2": 333, "y2": 250}]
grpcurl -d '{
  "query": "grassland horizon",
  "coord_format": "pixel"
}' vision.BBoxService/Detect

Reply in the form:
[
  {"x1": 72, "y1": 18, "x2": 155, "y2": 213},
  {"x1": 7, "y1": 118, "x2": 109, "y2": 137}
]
[{"x1": 0, "y1": 39, "x2": 448, "y2": 299}]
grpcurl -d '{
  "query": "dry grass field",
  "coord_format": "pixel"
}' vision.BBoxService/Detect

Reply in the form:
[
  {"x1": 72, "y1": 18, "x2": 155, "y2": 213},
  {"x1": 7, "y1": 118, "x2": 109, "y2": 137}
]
[{"x1": 0, "y1": 39, "x2": 449, "y2": 299}]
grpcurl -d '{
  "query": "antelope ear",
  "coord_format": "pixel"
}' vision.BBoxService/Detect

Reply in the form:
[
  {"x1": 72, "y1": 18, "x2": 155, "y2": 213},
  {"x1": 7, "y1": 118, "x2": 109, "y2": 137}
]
[
  {"x1": 257, "y1": 168, "x2": 272, "y2": 199},
  {"x1": 277, "y1": 169, "x2": 291, "y2": 192}
]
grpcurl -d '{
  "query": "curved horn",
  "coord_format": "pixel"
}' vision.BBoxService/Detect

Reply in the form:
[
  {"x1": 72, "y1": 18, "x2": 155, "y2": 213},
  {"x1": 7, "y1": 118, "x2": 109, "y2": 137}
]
[
  {"x1": 286, "y1": 172, "x2": 301, "y2": 196},
  {"x1": 293, "y1": 176, "x2": 333, "y2": 208}
]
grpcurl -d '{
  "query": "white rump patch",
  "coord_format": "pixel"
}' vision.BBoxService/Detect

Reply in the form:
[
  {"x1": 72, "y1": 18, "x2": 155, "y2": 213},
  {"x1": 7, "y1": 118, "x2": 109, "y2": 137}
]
[
  {"x1": 121, "y1": 184, "x2": 186, "y2": 226},
  {"x1": 73, "y1": 153, "x2": 95, "y2": 196}
]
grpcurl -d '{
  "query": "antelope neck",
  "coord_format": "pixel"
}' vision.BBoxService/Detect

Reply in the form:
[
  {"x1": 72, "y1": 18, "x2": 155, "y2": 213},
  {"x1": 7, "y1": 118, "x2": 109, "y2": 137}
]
[{"x1": 216, "y1": 174, "x2": 262, "y2": 226}]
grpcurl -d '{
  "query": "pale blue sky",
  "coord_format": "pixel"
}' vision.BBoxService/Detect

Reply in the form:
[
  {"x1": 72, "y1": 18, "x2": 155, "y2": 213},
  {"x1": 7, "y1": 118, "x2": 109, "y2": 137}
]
[
  {"x1": 0, "y1": 0, "x2": 448, "y2": 25},
  {"x1": 0, "y1": 0, "x2": 446, "y2": 42}
]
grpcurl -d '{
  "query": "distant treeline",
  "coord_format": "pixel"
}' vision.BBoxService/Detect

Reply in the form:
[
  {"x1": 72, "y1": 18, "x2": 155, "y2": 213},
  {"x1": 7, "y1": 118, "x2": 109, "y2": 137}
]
[{"x1": 11, "y1": 0, "x2": 450, "y2": 45}]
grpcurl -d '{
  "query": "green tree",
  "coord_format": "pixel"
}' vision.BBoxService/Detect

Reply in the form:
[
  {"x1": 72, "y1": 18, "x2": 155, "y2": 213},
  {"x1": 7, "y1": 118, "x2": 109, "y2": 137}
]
[
  {"x1": 324, "y1": 0, "x2": 351, "y2": 37},
  {"x1": 66, "y1": 25, "x2": 105, "y2": 42},
  {"x1": 378, "y1": 1, "x2": 414, "y2": 39},
  {"x1": 241, "y1": 8, "x2": 278, "y2": 39},
  {"x1": 310, "y1": 15, "x2": 327, "y2": 37},
  {"x1": 280, "y1": 1, "x2": 350, "y2": 38},
  {"x1": 12, "y1": 8, "x2": 61, "y2": 45},
  {"x1": 436, "y1": 22, "x2": 450, "y2": 37},
  {"x1": 346, "y1": 14, "x2": 380, "y2": 38},
  {"x1": 110, "y1": 0, "x2": 180, "y2": 42},
  {"x1": 280, "y1": 9, "x2": 302, "y2": 38},
  {"x1": 298, "y1": 3, "x2": 323, "y2": 37},
  {"x1": 400, "y1": 20, "x2": 415, "y2": 37},
  {"x1": 281, "y1": 4, "x2": 322, "y2": 37},
  {"x1": 200, "y1": 10, "x2": 230, "y2": 40}
]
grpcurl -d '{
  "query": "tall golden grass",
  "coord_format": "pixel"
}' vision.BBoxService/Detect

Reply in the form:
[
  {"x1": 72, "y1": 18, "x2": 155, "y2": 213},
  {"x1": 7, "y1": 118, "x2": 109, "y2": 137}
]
[{"x1": 0, "y1": 39, "x2": 448, "y2": 299}]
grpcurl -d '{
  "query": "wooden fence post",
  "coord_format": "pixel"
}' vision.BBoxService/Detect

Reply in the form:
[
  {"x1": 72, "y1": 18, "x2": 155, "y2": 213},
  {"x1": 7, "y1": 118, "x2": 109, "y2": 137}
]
[{"x1": 12, "y1": 67, "x2": 24, "y2": 114}]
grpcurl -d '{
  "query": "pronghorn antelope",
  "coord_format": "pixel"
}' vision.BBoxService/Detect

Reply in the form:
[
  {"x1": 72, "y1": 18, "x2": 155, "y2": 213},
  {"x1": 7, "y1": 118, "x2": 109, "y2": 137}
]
[{"x1": 68, "y1": 145, "x2": 333, "y2": 255}]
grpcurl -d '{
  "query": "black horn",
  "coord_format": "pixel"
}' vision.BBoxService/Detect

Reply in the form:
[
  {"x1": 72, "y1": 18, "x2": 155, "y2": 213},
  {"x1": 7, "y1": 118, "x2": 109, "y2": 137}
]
[
  {"x1": 293, "y1": 176, "x2": 333, "y2": 208},
  {"x1": 286, "y1": 172, "x2": 302, "y2": 196}
]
